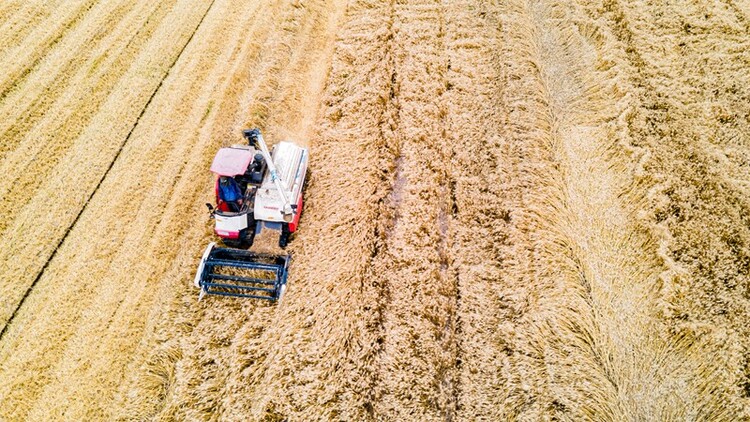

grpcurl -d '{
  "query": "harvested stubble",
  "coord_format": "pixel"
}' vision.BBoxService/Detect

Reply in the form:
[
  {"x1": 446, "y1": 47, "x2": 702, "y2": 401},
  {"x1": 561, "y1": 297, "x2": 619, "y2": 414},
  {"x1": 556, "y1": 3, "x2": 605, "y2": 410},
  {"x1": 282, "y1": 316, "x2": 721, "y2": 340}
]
[
  {"x1": 0, "y1": 0, "x2": 214, "y2": 330},
  {"x1": 0, "y1": 0, "x2": 749, "y2": 420},
  {"x1": 0, "y1": 0, "x2": 97, "y2": 102},
  {"x1": 0, "y1": 0, "x2": 163, "y2": 160},
  {"x1": 249, "y1": 228, "x2": 287, "y2": 256},
  {"x1": 0, "y1": 1, "x2": 69, "y2": 55}
]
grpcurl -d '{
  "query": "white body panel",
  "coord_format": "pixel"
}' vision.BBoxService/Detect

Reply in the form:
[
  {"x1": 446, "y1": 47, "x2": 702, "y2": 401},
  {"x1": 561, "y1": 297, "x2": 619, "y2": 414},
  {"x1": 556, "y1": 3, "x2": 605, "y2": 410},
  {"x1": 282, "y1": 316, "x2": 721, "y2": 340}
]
[
  {"x1": 214, "y1": 213, "x2": 248, "y2": 236},
  {"x1": 254, "y1": 141, "x2": 308, "y2": 222}
]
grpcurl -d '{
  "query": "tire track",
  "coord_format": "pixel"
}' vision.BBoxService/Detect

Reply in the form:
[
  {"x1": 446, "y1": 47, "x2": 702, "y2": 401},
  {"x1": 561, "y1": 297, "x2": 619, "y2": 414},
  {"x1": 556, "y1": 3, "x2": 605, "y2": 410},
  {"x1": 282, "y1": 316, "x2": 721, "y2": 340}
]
[
  {"x1": 366, "y1": 1, "x2": 459, "y2": 420},
  {"x1": 442, "y1": 0, "x2": 520, "y2": 418}
]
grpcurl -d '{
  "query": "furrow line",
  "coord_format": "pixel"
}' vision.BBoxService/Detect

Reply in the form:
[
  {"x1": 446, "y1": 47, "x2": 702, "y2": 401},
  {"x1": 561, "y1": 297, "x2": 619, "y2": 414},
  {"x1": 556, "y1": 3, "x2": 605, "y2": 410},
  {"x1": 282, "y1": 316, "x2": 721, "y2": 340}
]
[
  {"x1": 0, "y1": 0, "x2": 218, "y2": 343},
  {"x1": 0, "y1": 0, "x2": 98, "y2": 102}
]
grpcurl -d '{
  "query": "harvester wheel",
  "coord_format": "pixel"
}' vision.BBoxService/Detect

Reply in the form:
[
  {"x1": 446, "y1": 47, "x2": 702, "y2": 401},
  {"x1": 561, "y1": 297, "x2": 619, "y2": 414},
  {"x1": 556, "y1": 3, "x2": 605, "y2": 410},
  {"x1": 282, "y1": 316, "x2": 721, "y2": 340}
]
[
  {"x1": 223, "y1": 238, "x2": 242, "y2": 248},
  {"x1": 279, "y1": 233, "x2": 289, "y2": 249},
  {"x1": 279, "y1": 224, "x2": 290, "y2": 248},
  {"x1": 222, "y1": 228, "x2": 252, "y2": 248}
]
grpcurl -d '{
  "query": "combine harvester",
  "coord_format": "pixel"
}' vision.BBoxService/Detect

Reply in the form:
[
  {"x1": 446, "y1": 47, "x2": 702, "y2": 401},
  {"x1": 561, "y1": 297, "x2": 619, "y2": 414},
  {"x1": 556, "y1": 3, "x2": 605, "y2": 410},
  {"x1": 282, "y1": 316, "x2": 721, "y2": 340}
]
[{"x1": 194, "y1": 129, "x2": 308, "y2": 301}]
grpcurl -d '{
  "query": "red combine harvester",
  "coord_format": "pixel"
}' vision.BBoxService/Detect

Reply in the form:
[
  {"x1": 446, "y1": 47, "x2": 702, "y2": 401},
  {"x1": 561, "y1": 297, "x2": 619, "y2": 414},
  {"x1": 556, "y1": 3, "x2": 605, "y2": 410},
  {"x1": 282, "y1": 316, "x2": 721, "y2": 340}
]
[{"x1": 194, "y1": 129, "x2": 308, "y2": 301}]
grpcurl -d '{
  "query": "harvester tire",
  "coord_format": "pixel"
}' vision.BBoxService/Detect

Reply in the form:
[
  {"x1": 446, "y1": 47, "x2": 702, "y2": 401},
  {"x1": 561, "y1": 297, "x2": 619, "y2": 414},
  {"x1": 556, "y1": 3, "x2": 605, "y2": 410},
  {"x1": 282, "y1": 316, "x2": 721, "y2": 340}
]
[
  {"x1": 223, "y1": 238, "x2": 243, "y2": 248},
  {"x1": 279, "y1": 225, "x2": 290, "y2": 248}
]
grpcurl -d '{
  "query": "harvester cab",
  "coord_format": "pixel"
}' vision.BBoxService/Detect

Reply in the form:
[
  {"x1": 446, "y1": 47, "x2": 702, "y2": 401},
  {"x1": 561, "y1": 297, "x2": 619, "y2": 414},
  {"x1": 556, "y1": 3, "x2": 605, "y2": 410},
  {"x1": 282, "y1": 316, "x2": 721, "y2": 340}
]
[{"x1": 195, "y1": 129, "x2": 308, "y2": 301}]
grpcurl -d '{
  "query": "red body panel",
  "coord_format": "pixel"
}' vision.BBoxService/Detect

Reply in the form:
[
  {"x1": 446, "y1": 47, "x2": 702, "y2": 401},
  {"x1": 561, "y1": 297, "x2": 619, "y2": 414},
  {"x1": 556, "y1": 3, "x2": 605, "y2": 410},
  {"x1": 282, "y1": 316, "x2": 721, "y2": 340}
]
[
  {"x1": 288, "y1": 194, "x2": 303, "y2": 232},
  {"x1": 215, "y1": 229, "x2": 240, "y2": 239}
]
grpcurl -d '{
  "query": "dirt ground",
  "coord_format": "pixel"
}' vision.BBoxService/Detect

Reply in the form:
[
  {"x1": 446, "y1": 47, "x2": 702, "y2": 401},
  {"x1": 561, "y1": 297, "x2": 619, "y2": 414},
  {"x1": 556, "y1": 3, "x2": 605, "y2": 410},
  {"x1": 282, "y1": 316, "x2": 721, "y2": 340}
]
[{"x1": 1, "y1": 0, "x2": 749, "y2": 420}]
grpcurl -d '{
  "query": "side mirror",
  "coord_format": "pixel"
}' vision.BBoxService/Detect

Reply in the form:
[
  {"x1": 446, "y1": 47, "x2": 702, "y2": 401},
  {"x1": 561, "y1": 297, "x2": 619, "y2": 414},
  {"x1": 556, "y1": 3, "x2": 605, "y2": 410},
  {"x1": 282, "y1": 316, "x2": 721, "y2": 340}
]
[{"x1": 290, "y1": 204, "x2": 298, "y2": 210}]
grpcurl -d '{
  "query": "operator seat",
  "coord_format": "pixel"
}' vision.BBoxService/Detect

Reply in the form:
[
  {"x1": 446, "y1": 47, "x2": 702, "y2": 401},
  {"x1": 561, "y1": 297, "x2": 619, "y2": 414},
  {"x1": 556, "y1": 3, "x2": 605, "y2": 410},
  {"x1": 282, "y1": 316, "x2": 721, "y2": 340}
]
[{"x1": 218, "y1": 176, "x2": 242, "y2": 212}]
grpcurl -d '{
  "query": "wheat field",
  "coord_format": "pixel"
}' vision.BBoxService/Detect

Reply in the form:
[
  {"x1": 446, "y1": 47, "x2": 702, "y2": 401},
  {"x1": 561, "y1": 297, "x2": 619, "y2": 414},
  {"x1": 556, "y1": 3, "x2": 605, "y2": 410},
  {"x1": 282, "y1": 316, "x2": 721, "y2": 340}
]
[{"x1": 0, "y1": 0, "x2": 749, "y2": 420}]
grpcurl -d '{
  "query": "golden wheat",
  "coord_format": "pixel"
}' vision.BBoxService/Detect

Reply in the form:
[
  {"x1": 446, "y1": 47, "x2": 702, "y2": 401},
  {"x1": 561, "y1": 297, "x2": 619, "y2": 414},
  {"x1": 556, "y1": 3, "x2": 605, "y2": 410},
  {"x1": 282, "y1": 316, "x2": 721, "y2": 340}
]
[
  {"x1": 1, "y1": 0, "x2": 748, "y2": 419},
  {"x1": 0, "y1": 0, "x2": 203, "y2": 328}
]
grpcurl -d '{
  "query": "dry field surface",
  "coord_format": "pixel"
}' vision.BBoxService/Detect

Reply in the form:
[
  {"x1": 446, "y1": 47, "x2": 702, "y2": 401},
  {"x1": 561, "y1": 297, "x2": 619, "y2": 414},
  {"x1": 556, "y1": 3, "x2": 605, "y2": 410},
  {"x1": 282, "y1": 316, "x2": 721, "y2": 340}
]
[{"x1": 1, "y1": 0, "x2": 749, "y2": 420}]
